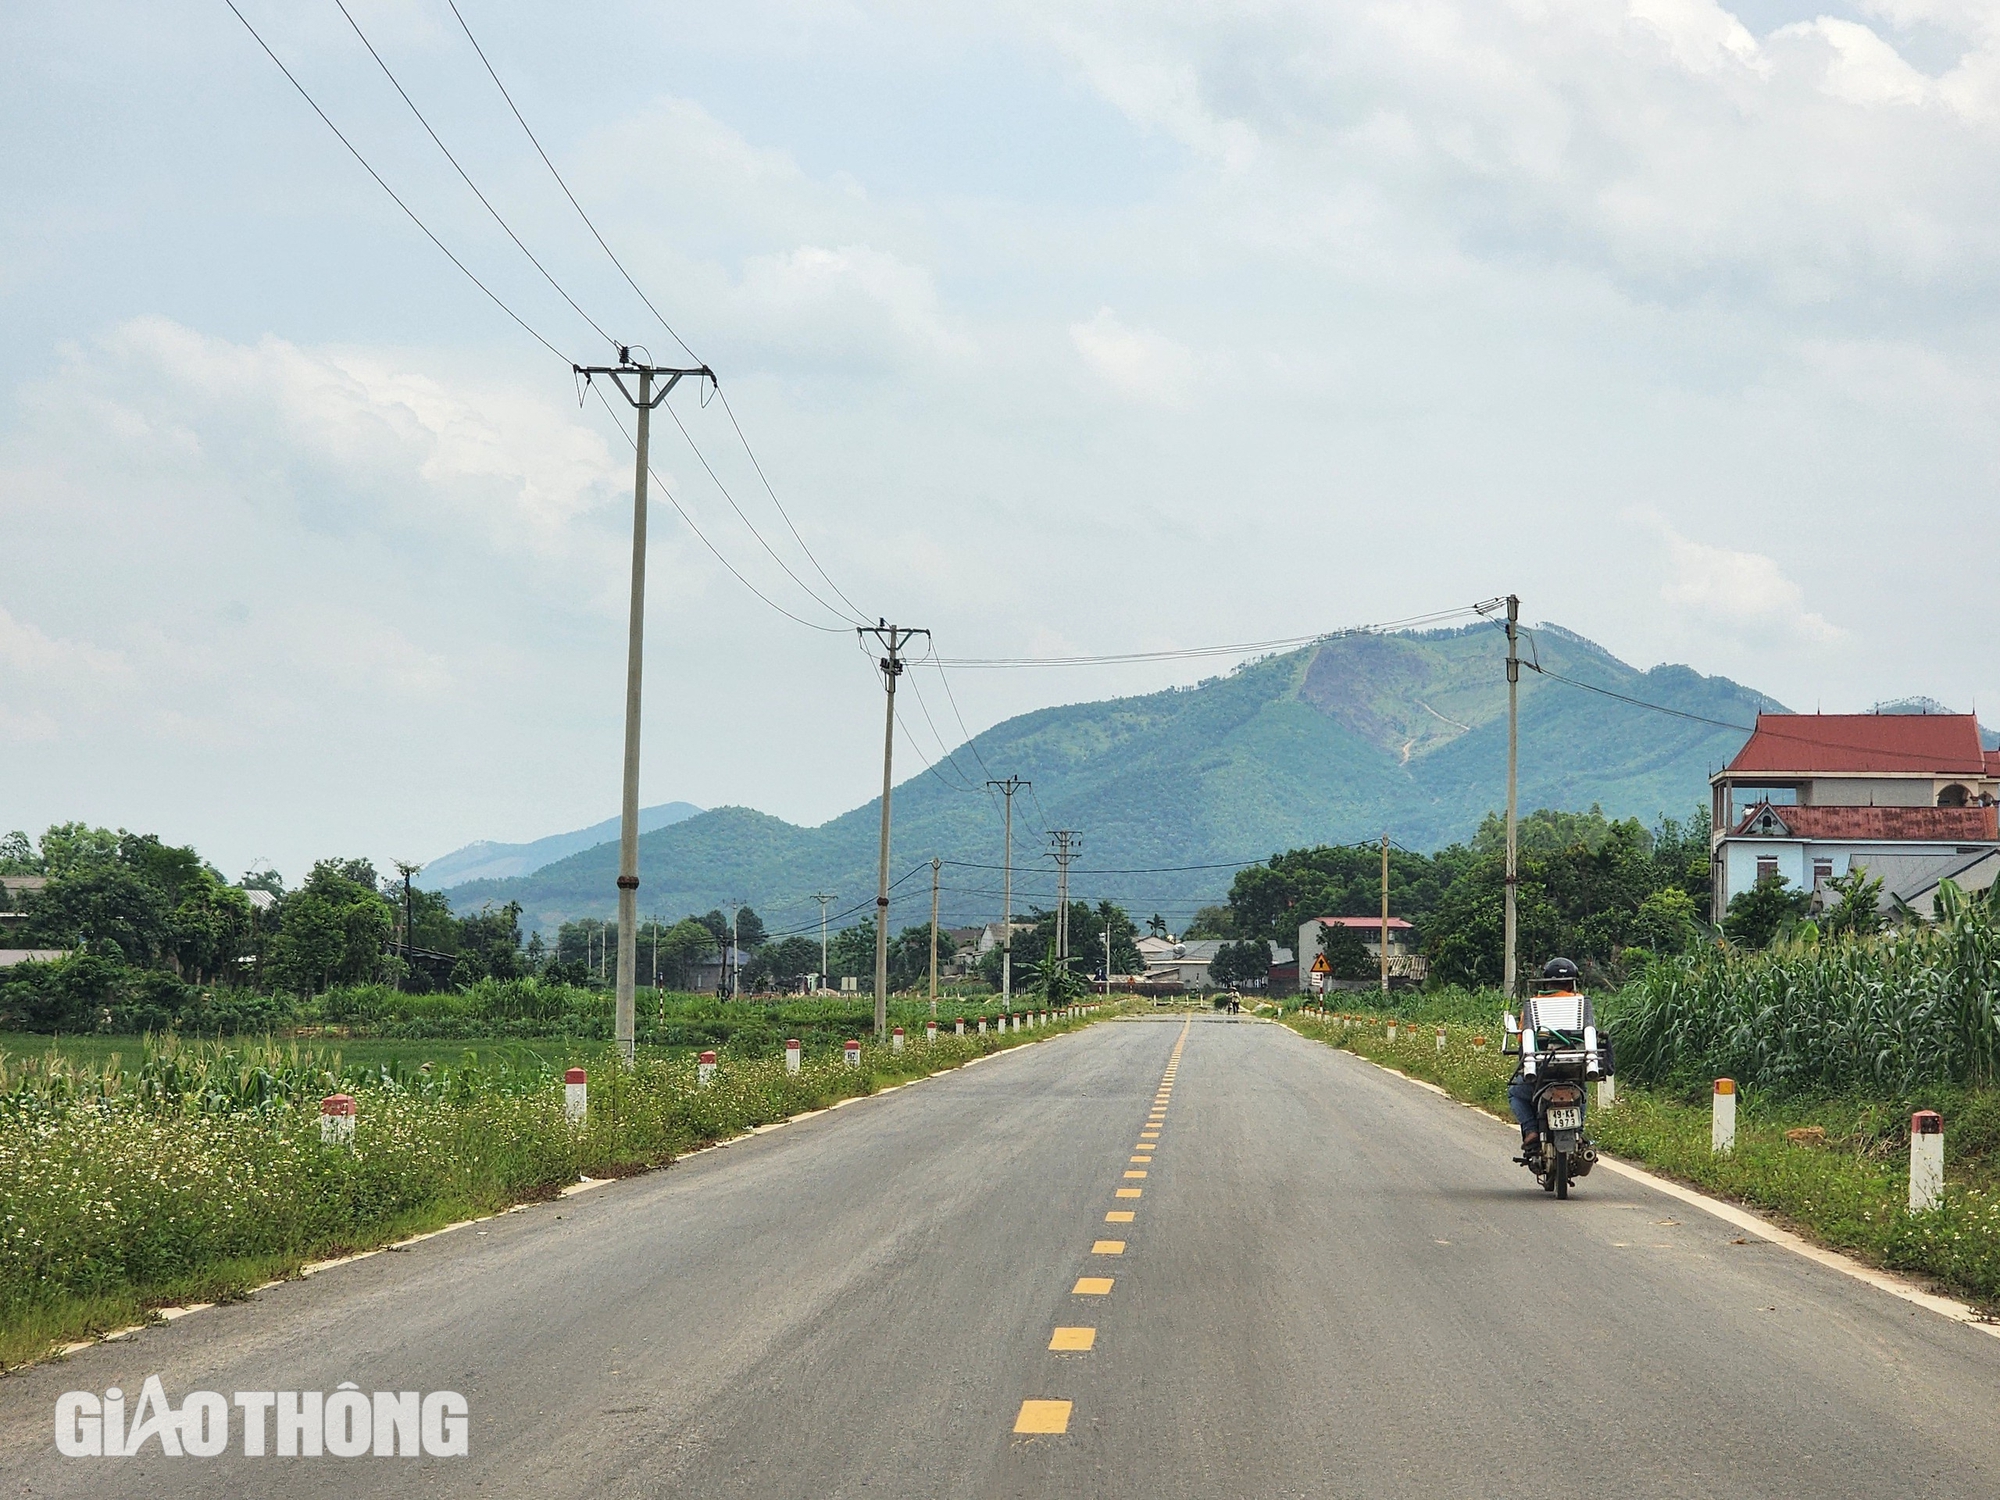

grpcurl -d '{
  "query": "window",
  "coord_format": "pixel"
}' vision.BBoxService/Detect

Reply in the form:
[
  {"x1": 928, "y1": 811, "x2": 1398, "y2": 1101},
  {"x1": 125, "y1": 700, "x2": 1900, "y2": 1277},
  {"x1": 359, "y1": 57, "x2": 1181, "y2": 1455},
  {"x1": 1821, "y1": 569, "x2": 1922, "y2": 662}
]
[
  {"x1": 1813, "y1": 859, "x2": 1833, "y2": 889},
  {"x1": 1938, "y1": 784, "x2": 1971, "y2": 807},
  {"x1": 1756, "y1": 856, "x2": 1780, "y2": 884}
]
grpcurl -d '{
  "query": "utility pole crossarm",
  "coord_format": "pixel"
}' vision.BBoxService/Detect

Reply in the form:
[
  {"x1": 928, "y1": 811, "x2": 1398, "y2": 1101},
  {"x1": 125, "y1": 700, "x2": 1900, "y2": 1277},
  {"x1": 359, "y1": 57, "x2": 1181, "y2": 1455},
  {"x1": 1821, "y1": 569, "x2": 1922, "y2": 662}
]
[{"x1": 575, "y1": 350, "x2": 714, "y2": 410}]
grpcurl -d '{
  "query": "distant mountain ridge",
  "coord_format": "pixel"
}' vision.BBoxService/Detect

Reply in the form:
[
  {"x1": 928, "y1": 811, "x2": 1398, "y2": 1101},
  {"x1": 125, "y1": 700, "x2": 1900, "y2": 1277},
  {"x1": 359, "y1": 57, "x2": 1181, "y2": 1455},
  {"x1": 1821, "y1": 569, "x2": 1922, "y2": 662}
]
[
  {"x1": 451, "y1": 623, "x2": 1780, "y2": 937},
  {"x1": 421, "y1": 801, "x2": 702, "y2": 888}
]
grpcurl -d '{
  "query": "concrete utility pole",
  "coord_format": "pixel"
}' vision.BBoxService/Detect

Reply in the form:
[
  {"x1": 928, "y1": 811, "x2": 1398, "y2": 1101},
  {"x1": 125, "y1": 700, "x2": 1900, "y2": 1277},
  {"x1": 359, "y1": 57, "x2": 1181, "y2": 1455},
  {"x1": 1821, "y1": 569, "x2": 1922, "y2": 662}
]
[
  {"x1": 1380, "y1": 833, "x2": 1390, "y2": 996},
  {"x1": 574, "y1": 350, "x2": 713, "y2": 1064},
  {"x1": 810, "y1": 892, "x2": 836, "y2": 992},
  {"x1": 392, "y1": 860, "x2": 421, "y2": 989},
  {"x1": 1049, "y1": 830, "x2": 1082, "y2": 959},
  {"x1": 986, "y1": 777, "x2": 1030, "y2": 1003},
  {"x1": 929, "y1": 857, "x2": 941, "y2": 1013},
  {"x1": 1504, "y1": 593, "x2": 1521, "y2": 999},
  {"x1": 1103, "y1": 918, "x2": 1114, "y2": 999},
  {"x1": 726, "y1": 901, "x2": 741, "y2": 1000},
  {"x1": 862, "y1": 621, "x2": 928, "y2": 1037}
]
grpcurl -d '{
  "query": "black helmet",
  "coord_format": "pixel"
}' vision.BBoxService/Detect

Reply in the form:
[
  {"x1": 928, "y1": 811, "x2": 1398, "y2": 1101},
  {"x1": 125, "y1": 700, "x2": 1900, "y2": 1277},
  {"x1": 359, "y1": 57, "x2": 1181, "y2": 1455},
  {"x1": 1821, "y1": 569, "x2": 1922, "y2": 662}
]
[{"x1": 1539, "y1": 957, "x2": 1579, "y2": 985}]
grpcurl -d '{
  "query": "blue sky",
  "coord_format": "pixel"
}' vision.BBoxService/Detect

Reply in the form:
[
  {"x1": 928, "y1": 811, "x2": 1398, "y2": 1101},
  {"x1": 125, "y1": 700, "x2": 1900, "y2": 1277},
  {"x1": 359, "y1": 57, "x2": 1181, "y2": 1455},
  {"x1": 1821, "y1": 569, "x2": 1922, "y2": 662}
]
[{"x1": 5, "y1": 0, "x2": 1998, "y2": 880}]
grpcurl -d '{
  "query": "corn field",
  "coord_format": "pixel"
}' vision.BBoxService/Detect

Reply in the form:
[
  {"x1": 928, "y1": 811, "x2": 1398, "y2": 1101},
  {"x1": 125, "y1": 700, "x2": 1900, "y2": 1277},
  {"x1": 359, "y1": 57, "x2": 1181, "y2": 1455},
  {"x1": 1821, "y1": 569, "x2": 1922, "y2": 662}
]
[{"x1": 1612, "y1": 881, "x2": 2000, "y2": 1096}]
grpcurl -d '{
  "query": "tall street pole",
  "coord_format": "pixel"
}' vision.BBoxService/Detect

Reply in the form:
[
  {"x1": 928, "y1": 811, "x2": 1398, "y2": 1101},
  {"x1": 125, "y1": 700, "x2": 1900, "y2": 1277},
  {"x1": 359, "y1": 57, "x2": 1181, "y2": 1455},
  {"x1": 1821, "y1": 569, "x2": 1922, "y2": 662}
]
[
  {"x1": 1504, "y1": 593, "x2": 1521, "y2": 1000},
  {"x1": 1380, "y1": 832, "x2": 1390, "y2": 996},
  {"x1": 1049, "y1": 830, "x2": 1081, "y2": 959},
  {"x1": 929, "y1": 856, "x2": 941, "y2": 1014},
  {"x1": 863, "y1": 621, "x2": 927, "y2": 1037},
  {"x1": 987, "y1": 777, "x2": 1029, "y2": 1004},
  {"x1": 575, "y1": 352, "x2": 711, "y2": 1064},
  {"x1": 811, "y1": 892, "x2": 835, "y2": 991}
]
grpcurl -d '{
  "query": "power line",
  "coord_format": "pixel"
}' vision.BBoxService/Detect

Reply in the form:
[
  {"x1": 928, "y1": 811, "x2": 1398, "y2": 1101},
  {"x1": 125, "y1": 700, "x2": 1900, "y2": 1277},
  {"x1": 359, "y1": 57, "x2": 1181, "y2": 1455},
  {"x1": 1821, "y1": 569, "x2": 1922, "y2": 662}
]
[
  {"x1": 714, "y1": 389, "x2": 872, "y2": 624},
  {"x1": 933, "y1": 606, "x2": 1487, "y2": 669},
  {"x1": 444, "y1": 0, "x2": 869, "y2": 629},
  {"x1": 330, "y1": 0, "x2": 617, "y2": 354},
  {"x1": 592, "y1": 386, "x2": 846, "y2": 634},
  {"x1": 661, "y1": 399, "x2": 866, "y2": 628},
  {"x1": 222, "y1": 0, "x2": 572, "y2": 366},
  {"x1": 443, "y1": 0, "x2": 700, "y2": 364},
  {"x1": 1503, "y1": 625, "x2": 1962, "y2": 769},
  {"x1": 903, "y1": 670, "x2": 986, "y2": 793}
]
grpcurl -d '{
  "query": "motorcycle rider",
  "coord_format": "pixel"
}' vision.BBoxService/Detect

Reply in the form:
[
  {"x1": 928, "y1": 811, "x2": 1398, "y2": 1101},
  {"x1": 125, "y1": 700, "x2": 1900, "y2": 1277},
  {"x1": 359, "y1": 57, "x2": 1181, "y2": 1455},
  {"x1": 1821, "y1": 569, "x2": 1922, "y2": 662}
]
[{"x1": 1509, "y1": 957, "x2": 1593, "y2": 1163}]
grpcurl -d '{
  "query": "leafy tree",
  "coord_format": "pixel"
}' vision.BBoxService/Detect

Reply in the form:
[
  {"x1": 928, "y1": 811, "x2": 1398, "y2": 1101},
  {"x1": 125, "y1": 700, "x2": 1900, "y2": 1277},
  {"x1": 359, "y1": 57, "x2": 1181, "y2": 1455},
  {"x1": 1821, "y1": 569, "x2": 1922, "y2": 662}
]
[
  {"x1": 744, "y1": 935, "x2": 821, "y2": 991},
  {"x1": 735, "y1": 907, "x2": 767, "y2": 951},
  {"x1": 24, "y1": 862, "x2": 171, "y2": 965},
  {"x1": 1184, "y1": 905, "x2": 1236, "y2": 939},
  {"x1": 1630, "y1": 886, "x2": 1698, "y2": 953},
  {"x1": 1146, "y1": 914, "x2": 1169, "y2": 939},
  {"x1": 656, "y1": 918, "x2": 719, "y2": 988},
  {"x1": 1210, "y1": 939, "x2": 1272, "y2": 988},
  {"x1": 1225, "y1": 844, "x2": 1465, "y2": 949},
  {"x1": 0, "y1": 831, "x2": 41, "y2": 874},
  {"x1": 1821, "y1": 869, "x2": 1885, "y2": 938},
  {"x1": 1722, "y1": 876, "x2": 1813, "y2": 950},
  {"x1": 1317, "y1": 923, "x2": 1376, "y2": 981},
  {"x1": 266, "y1": 861, "x2": 392, "y2": 994},
  {"x1": 454, "y1": 901, "x2": 526, "y2": 982},
  {"x1": 164, "y1": 872, "x2": 254, "y2": 983},
  {"x1": 1031, "y1": 949, "x2": 1088, "y2": 1004}
]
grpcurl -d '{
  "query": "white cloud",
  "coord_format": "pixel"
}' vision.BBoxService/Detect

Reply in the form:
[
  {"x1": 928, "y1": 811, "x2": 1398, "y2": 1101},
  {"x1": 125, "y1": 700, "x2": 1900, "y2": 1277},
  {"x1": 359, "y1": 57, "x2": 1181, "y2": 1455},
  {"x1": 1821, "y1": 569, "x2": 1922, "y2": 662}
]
[
  {"x1": 1069, "y1": 307, "x2": 1198, "y2": 407},
  {"x1": 732, "y1": 245, "x2": 970, "y2": 366},
  {"x1": 0, "y1": 604, "x2": 127, "y2": 680},
  {"x1": 1655, "y1": 524, "x2": 1844, "y2": 646}
]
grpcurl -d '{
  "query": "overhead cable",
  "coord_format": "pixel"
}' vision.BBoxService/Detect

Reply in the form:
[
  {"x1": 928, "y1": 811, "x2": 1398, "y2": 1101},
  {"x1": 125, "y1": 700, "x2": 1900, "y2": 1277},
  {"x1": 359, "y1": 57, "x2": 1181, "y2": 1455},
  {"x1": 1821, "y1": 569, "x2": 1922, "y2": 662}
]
[
  {"x1": 933, "y1": 606, "x2": 1486, "y2": 669},
  {"x1": 445, "y1": 0, "x2": 869, "y2": 627},
  {"x1": 593, "y1": 387, "x2": 846, "y2": 634},
  {"x1": 330, "y1": 0, "x2": 618, "y2": 354},
  {"x1": 222, "y1": 0, "x2": 572, "y2": 366}
]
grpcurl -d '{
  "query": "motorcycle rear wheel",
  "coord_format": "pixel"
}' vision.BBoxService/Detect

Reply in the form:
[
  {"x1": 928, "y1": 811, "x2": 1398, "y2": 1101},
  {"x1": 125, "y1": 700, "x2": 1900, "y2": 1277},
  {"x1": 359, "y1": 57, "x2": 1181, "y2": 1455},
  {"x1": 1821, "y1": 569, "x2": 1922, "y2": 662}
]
[{"x1": 1554, "y1": 1154, "x2": 1570, "y2": 1200}]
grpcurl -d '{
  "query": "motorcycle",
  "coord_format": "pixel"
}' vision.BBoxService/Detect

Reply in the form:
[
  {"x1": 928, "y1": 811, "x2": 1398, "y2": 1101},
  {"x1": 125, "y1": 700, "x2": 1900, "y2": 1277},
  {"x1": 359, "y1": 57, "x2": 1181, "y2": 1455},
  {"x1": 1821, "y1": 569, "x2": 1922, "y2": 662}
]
[{"x1": 1501, "y1": 998, "x2": 1608, "y2": 1200}]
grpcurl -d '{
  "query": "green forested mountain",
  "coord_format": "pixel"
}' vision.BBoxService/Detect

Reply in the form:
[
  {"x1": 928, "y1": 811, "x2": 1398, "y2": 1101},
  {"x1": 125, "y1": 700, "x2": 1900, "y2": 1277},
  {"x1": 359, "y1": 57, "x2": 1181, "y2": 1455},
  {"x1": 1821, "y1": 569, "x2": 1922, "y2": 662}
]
[{"x1": 450, "y1": 623, "x2": 1778, "y2": 939}]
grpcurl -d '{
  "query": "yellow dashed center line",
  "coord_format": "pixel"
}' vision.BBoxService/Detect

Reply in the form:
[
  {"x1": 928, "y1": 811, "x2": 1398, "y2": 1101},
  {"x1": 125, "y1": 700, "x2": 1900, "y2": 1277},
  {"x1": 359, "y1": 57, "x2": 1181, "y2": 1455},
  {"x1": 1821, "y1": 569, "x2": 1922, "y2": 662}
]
[
  {"x1": 1015, "y1": 1399, "x2": 1072, "y2": 1434},
  {"x1": 1017, "y1": 1017, "x2": 1189, "y2": 1441}
]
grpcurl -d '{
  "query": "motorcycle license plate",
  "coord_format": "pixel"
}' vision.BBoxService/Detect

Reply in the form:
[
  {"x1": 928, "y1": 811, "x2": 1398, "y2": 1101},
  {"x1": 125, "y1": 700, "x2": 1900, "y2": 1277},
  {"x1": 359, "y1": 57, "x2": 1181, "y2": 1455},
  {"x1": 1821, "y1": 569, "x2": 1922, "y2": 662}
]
[{"x1": 1546, "y1": 1106, "x2": 1583, "y2": 1131}]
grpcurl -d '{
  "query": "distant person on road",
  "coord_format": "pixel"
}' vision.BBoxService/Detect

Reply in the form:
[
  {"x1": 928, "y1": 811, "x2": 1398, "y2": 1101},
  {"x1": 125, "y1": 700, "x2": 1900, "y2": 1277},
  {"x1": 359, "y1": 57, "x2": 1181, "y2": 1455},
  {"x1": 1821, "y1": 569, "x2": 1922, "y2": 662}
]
[{"x1": 1510, "y1": 957, "x2": 1595, "y2": 1161}]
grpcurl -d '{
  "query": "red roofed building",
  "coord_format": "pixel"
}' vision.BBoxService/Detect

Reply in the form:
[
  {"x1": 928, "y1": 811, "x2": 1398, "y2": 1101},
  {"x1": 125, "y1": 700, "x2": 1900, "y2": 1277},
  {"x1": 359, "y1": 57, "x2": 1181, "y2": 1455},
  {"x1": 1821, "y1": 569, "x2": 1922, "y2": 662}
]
[{"x1": 1710, "y1": 713, "x2": 2000, "y2": 920}]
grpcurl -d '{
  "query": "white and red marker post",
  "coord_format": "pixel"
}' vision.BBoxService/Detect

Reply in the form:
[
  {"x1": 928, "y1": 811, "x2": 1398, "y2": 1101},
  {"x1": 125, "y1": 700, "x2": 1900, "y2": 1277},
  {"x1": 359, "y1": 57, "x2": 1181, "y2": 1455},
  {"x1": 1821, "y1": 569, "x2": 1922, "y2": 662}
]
[
  {"x1": 892, "y1": 1026, "x2": 905, "y2": 1053},
  {"x1": 320, "y1": 1093, "x2": 356, "y2": 1147},
  {"x1": 844, "y1": 1039, "x2": 862, "y2": 1068},
  {"x1": 1910, "y1": 1110, "x2": 1945, "y2": 1212},
  {"x1": 697, "y1": 1051, "x2": 717, "y2": 1088},
  {"x1": 785, "y1": 1038, "x2": 802, "y2": 1074},
  {"x1": 564, "y1": 1068, "x2": 587, "y2": 1123},
  {"x1": 926, "y1": 1020, "x2": 938, "y2": 1042}
]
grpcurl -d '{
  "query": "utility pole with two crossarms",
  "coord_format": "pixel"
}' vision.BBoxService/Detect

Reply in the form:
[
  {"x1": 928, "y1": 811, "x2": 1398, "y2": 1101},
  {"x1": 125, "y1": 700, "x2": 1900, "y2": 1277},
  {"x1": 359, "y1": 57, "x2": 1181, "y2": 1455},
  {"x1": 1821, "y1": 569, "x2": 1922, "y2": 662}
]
[{"x1": 862, "y1": 621, "x2": 928, "y2": 1037}]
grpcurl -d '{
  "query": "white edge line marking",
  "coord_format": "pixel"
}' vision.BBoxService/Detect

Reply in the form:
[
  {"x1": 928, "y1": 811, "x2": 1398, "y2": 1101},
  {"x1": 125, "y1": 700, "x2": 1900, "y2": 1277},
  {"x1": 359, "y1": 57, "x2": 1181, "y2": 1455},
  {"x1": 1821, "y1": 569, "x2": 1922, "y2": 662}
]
[{"x1": 1312, "y1": 1031, "x2": 2000, "y2": 1341}]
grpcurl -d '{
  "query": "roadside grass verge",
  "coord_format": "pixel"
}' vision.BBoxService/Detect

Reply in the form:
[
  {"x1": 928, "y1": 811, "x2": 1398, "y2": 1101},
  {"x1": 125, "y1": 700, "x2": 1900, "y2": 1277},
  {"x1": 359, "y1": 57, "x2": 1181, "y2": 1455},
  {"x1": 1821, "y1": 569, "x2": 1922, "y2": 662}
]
[
  {"x1": 1283, "y1": 1010, "x2": 2000, "y2": 1312},
  {"x1": 0, "y1": 1006, "x2": 1122, "y2": 1369}
]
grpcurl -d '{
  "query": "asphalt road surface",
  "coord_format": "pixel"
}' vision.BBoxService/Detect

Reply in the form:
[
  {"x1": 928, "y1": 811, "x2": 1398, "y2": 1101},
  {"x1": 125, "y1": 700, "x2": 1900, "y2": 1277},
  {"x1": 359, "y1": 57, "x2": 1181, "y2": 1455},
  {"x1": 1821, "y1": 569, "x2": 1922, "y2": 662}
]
[{"x1": 4, "y1": 1014, "x2": 1998, "y2": 1498}]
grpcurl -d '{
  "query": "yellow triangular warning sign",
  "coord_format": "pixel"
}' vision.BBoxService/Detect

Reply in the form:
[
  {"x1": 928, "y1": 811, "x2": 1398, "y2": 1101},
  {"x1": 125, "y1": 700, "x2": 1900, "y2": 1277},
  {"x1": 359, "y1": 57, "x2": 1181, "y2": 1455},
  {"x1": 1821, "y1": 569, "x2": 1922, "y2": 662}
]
[{"x1": 1310, "y1": 953, "x2": 1332, "y2": 974}]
